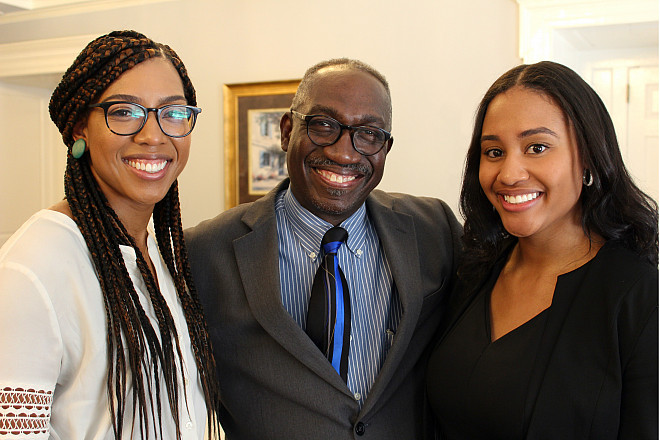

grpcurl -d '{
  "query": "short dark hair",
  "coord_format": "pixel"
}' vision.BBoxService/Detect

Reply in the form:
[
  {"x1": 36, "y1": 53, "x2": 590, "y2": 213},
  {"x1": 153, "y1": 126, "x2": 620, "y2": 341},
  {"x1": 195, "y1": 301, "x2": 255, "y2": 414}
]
[
  {"x1": 460, "y1": 61, "x2": 658, "y2": 281},
  {"x1": 291, "y1": 58, "x2": 392, "y2": 125}
]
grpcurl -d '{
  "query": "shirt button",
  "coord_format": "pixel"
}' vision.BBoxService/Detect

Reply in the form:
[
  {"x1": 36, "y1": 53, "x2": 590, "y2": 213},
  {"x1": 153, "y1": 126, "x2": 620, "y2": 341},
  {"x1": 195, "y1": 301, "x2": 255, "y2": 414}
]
[
  {"x1": 185, "y1": 421, "x2": 193, "y2": 430},
  {"x1": 356, "y1": 249, "x2": 363, "y2": 256},
  {"x1": 354, "y1": 392, "x2": 361, "y2": 401},
  {"x1": 309, "y1": 251, "x2": 317, "y2": 259},
  {"x1": 355, "y1": 422, "x2": 365, "y2": 436}
]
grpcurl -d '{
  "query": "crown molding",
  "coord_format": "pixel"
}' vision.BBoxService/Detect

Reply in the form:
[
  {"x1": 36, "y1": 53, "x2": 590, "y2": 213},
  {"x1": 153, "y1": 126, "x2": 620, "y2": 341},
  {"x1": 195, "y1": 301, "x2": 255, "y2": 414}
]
[
  {"x1": 0, "y1": 0, "x2": 177, "y2": 24},
  {"x1": 0, "y1": 34, "x2": 95, "y2": 78}
]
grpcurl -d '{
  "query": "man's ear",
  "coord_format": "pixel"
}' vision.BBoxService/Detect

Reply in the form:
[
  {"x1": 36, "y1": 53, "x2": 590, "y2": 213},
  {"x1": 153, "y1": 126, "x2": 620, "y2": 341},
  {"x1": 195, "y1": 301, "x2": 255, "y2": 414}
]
[
  {"x1": 280, "y1": 112, "x2": 292, "y2": 152},
  {"x1": 385, "y1": 137, "x2": 394, "y2": 154}
]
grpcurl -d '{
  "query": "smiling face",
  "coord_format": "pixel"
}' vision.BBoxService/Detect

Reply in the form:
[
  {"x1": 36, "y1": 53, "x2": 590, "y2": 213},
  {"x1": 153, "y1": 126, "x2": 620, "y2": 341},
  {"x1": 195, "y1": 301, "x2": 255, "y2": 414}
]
[
  {"x1": 74, "y1": 57, "x2": 191, "y2": 219},
  {"x1": 281, "y1": 67, "x2": 393, "y2": 225},
  {"x1": 478, "y1": 86, "x2": 584, "y2": 242}
]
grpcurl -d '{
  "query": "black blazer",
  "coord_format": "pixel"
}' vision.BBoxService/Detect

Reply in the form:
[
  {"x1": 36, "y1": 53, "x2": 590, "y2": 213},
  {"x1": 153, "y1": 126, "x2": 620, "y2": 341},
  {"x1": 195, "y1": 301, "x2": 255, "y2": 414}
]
[
  {"x1": 429, "y1": 241, "x2": 658, "y2": 439},
  {"x1": 186, "y1": 179, "x2": 462, "y2": 440}
]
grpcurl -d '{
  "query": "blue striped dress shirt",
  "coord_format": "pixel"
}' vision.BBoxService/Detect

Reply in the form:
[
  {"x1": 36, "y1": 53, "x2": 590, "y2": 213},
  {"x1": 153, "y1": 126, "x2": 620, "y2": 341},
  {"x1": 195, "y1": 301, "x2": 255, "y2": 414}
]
[{"x1": 276, "y1": 188, "x2": 402, "y2": 407}]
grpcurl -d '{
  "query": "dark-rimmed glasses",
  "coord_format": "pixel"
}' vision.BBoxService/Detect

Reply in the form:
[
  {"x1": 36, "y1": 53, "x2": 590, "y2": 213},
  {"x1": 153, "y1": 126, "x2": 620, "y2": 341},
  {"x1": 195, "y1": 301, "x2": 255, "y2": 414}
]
[
  {"x1": 291, "y1": 110, "x2": 391, "y2": 156},
  {"x1": 89, "y1": 101, "x2": 201, "y2": 138}
]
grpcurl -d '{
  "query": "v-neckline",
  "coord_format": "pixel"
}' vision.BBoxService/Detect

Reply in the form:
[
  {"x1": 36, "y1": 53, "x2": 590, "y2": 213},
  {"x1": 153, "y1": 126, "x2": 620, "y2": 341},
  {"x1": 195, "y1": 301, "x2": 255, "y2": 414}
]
[{"x1": 485, "y1": 291, "x2": 551, "y2": 344}]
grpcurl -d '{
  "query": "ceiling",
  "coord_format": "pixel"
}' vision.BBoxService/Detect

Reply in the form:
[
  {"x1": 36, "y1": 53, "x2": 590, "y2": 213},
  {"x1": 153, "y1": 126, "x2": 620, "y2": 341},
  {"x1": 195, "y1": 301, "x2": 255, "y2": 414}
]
[
  {"x1": 556, "y1": 21, "x2": 659, "y2": 50},
  {"x1": 0, "y1": 2, "x2": 656, "y2": 90}
]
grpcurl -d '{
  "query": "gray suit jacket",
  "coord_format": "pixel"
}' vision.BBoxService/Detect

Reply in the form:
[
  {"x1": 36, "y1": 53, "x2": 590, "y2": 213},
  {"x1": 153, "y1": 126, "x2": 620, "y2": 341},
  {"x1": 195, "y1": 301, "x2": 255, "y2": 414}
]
[{"x1": 186, "y1": 179, "x2": 462, "y2": 439}]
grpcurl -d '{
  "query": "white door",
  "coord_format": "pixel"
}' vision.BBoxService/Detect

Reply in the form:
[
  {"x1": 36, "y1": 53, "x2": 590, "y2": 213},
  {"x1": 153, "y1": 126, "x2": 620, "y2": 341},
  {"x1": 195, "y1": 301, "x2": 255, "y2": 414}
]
[{"x1": 589, "y1": 62, "x2": 659, "y2": 203}]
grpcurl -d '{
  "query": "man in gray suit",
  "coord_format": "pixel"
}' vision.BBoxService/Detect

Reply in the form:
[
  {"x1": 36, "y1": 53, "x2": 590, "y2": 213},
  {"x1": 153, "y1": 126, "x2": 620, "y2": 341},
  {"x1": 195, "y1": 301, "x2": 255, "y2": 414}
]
[{"x1": 186, "y1": 58, "x2": 461, "y2": 439}]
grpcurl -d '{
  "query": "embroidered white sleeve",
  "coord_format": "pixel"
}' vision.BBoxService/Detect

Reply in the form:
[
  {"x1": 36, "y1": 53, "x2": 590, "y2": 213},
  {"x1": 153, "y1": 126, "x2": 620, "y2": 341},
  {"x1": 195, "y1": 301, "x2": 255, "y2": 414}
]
[{"x1": 0, "y1": 387, "x2": 52, "y2": 439}]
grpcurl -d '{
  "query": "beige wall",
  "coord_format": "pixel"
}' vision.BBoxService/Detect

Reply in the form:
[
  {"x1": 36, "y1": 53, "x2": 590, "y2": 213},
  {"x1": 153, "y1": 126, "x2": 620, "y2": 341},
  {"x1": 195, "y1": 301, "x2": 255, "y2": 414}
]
[{"x1": 0, "y1": 0, "x2": 520, "y2": 228}]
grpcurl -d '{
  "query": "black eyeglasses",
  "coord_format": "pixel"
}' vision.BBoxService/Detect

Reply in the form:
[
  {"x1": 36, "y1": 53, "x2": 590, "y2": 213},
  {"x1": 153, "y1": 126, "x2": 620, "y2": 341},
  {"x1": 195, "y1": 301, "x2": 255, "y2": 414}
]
[
  {"x1": 88, "y1": 101, "x2": 201, "y2": 138},
  {"x1": 290, "y1": 110, "x2": 392, "y2": 156}
]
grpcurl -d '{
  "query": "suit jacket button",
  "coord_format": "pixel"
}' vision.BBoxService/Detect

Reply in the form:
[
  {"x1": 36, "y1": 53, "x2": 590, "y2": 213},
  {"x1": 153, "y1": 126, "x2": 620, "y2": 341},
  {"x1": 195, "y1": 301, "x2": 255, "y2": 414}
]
[{"x1": 355, "y1": 422, "x2": 365, "y2": 436}]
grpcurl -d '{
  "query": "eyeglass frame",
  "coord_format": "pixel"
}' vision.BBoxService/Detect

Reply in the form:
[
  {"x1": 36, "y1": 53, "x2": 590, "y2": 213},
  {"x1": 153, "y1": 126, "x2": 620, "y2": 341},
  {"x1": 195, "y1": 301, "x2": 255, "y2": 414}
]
[
  {"x1": 290, "y1": 110, "x2": 392, "y2": 156},
  {"x1": 88, "y1": 101, "x2": 202, "y2": 138}
]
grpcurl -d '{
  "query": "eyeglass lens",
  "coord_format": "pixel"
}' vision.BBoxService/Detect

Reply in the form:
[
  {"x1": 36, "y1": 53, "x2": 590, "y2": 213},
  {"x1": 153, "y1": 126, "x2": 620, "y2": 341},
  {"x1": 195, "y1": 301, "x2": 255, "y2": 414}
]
[
  {"x1": 106, "y1": 102, "x2": 196, "y2": 137},
  {"x1": 306, "y1": 115, "x2": 387, "y2": 155}
]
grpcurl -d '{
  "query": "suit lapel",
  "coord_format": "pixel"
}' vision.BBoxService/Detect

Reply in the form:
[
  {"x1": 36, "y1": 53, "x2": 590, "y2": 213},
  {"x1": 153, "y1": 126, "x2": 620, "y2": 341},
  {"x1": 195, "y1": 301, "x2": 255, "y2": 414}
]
[
  {"x1": 359, "y1": 194, "x2": 423, "y2": 415},
  {"x1": 233, "y1": 182, "x2": 350, "y2": 393}
]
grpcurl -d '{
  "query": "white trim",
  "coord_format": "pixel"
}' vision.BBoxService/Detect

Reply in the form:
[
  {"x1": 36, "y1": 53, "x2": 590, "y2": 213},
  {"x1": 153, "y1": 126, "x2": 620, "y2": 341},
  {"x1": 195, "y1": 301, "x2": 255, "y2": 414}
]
[
  {"x1": 0, "y1": 0, "x2": 33, "y2": 9},
  {"x1": 516, "y1": 0, "x2": 659, "y2": 62},
  {"x1": 0, "y1": 34, "x2": 97, "y2": 77},
  {"x1": 0, "y1": 0, "x2": 177, "y2": 24}
]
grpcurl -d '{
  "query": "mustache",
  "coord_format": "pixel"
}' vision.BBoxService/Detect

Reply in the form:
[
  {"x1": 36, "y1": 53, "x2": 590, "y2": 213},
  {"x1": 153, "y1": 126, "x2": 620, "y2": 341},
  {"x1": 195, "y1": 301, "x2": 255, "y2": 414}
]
[{"x1": 306, "y1": 157, "x2": 371, "y2": 175}]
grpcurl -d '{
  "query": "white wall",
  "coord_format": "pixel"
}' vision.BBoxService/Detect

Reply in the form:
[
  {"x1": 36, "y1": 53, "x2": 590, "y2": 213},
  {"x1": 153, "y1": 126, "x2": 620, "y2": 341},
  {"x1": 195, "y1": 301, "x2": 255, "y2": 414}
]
[{"x1": 0, "y1": 0, "x2": 520, "y2": 228}]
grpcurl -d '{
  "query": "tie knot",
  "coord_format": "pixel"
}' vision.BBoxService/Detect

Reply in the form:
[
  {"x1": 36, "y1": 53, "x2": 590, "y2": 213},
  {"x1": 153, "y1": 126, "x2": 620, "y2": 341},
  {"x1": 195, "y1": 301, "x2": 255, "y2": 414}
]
[{"x1": 321, "y1": 226, "x2": 348, "y2": 254}]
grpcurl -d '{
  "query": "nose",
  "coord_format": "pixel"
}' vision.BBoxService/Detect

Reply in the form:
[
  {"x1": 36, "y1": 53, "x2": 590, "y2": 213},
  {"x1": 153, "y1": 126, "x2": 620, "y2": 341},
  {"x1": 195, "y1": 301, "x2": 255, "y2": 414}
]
[
  {"x1": 323, "y1": 129, "x2": 362, "y2": 164},
  {"x1": 497, "y1": 154, "x2": 529, "y2": 185},
  {"x1": 133, "y1": 111, "x2": 166, "y2": 145}
]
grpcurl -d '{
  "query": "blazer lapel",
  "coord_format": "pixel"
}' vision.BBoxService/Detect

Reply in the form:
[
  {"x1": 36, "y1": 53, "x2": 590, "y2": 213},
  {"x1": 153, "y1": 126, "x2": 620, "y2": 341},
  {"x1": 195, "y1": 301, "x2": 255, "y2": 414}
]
[
  {"x1": 524, "y1": 251, "x2": 611, "y2": 438},
  {"x1": 233, "y1": 182, "x2": 351, "y2": 393},
  {"x1": 359, "y1": 194, "x2": 423, "y2": 415}
]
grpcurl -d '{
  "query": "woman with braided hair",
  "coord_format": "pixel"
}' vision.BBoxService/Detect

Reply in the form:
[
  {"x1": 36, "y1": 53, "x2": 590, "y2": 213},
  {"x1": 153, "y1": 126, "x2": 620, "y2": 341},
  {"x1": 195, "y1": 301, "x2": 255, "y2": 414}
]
[{"x1": 0, "y1": 30, "x2": 220, "y2": 439}]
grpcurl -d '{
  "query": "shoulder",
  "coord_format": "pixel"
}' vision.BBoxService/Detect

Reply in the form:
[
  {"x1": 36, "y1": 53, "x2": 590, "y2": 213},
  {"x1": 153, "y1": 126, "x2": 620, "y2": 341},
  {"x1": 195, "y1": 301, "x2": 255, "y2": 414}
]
[
  {"x1": 368, "y1": 190, "x2": 459, "y2": 224},
  {"x1": 186, "y1": 182, "x2": 284, "y2": 247},
  {"x1": 567, "y1": 241, "x2": 658, "y2": 323},
  {"x1": 590, "y1": 241, "x2": 658, "y2": 290},
  {"x1": 367, "y1": 190, "x2": 462, "y2": 246},
  {"x1": 0, "y1": 210, "x2": 97, "y2": 320},
  {"x1": 1, "y1": 210, "x2": 88, "y2": 268},
  {"x1": 186, "y1": 202, "x2": 254, "y2": 243}
]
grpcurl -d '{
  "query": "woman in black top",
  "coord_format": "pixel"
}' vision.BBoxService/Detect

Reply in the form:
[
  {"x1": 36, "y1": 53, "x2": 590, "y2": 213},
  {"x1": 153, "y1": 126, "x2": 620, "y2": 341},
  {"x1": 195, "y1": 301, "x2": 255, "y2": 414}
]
[{"x1": 427, "y1": 61, "x2": 658, "y2": 439}]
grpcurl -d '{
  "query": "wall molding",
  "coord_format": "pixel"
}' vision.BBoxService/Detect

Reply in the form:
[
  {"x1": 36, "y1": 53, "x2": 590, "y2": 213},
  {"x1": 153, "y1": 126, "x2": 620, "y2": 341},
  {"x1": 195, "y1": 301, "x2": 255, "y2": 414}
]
[
  {"x1": 0, "y1": 0, "x2": 177, "y2": 24},
  {"x1": 0, "y1": 34, "x2": 96, "y2": 78}
]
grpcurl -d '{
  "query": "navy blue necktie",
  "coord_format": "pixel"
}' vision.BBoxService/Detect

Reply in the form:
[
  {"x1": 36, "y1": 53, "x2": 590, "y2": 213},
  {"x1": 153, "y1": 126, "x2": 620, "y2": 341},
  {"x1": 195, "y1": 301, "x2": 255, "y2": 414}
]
[{"x1": 306, "y1": 226, "x2": 351, "y2": 382}]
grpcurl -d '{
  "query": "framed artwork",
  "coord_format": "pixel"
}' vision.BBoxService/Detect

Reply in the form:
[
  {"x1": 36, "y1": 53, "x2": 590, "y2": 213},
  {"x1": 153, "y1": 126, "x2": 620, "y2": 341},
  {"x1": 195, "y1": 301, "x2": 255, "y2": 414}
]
[{"x1": 223, "y1": 79, "x2": 300, "y2": 209}]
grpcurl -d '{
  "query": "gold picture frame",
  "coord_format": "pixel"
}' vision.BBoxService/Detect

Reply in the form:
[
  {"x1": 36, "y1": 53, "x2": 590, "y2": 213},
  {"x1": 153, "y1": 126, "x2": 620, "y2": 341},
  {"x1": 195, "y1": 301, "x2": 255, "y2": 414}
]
[{"x1": 223, "y1": 79, "x2": 300, "y2": 209}]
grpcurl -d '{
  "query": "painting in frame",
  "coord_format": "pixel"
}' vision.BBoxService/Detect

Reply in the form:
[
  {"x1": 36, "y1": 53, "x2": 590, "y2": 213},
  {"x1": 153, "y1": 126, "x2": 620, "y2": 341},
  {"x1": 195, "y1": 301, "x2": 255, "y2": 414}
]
[{"x1": 223, "y1": 79, "x2": 300, "y2": 209}]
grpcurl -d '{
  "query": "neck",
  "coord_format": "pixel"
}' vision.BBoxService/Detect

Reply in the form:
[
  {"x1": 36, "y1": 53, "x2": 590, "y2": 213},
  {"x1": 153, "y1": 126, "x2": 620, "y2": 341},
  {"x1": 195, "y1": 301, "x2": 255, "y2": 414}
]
[
  {"x1": 513, "y1": 228, "x2": 603, "y2": 275},
  {"x1": 119, "y1": 209, "x2": 158, "y2": 281},
  {"x1": 119, "y1": 210, "x2": 152, "y2": 257}
]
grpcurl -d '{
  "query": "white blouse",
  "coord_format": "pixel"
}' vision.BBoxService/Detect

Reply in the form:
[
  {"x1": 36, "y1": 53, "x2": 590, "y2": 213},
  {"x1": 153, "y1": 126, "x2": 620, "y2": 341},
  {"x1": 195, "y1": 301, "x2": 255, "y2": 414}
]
[{"x1": 0, "y1": 210, "x2": 208, "y2": 439}]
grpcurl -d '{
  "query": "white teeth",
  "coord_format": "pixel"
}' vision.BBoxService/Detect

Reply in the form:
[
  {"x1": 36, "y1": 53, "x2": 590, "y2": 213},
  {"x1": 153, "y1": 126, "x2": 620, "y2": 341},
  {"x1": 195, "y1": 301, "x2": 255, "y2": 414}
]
[
  {"x1": 503, "y1": 192, "x2": 539, "y2": 204},
  {"x1": 127, "y1": 160, "x2": 167, "y2": 174},
  {"x1": 319, "y1": 170, "x2": 356, "y2": 183}
]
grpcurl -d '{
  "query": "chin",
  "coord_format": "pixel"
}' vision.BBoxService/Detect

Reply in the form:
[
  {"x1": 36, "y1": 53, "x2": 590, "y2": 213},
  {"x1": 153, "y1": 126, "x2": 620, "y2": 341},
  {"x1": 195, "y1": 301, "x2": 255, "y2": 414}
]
[{"x1": 501, "y1": 224, "x2": 534, "y2": 239}]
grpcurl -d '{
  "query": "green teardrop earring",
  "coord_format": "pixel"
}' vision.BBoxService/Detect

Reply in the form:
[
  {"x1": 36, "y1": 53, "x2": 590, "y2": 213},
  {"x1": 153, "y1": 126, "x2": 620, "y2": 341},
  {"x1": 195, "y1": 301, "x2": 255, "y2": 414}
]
[{"x1": 71, "y1": 139, "x2": 86, "y2": 159}]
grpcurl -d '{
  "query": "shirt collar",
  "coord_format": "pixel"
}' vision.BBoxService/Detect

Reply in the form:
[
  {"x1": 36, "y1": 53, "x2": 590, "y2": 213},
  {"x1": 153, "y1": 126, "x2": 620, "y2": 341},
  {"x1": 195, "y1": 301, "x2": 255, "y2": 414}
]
[{"x1": 281, "y1": 187, "x2": 368, "y2": 257}]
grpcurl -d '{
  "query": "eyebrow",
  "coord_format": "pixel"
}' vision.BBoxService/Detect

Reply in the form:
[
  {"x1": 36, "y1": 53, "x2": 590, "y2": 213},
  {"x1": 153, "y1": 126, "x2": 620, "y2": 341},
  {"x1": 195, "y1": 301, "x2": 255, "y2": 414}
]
[
  {"x1": 481, "y1": 126, "x2": 559, "y2": 143},
  {"x1": 519, "y1": 127, "x2": 559, "y2": 138},
  {"x1": 101, "y1": 94, "x2": 187, "y2": 106},
  {"x1": 307, "y1": 104, "x2": 385, "y2": 127}
]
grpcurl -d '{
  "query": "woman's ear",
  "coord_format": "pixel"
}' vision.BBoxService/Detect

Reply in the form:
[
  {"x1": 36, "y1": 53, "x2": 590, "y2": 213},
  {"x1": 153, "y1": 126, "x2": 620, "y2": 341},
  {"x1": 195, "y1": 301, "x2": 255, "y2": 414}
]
[{"x1": 72, "y1": 116, "x2": 88, "y2": 141}]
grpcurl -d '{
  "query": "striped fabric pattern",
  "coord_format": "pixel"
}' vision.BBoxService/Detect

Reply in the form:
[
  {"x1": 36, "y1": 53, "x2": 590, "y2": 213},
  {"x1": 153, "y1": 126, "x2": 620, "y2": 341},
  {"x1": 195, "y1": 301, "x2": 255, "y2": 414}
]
[{"x1": 276, "y1": 188, "x2": 401, "y2": 407}]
